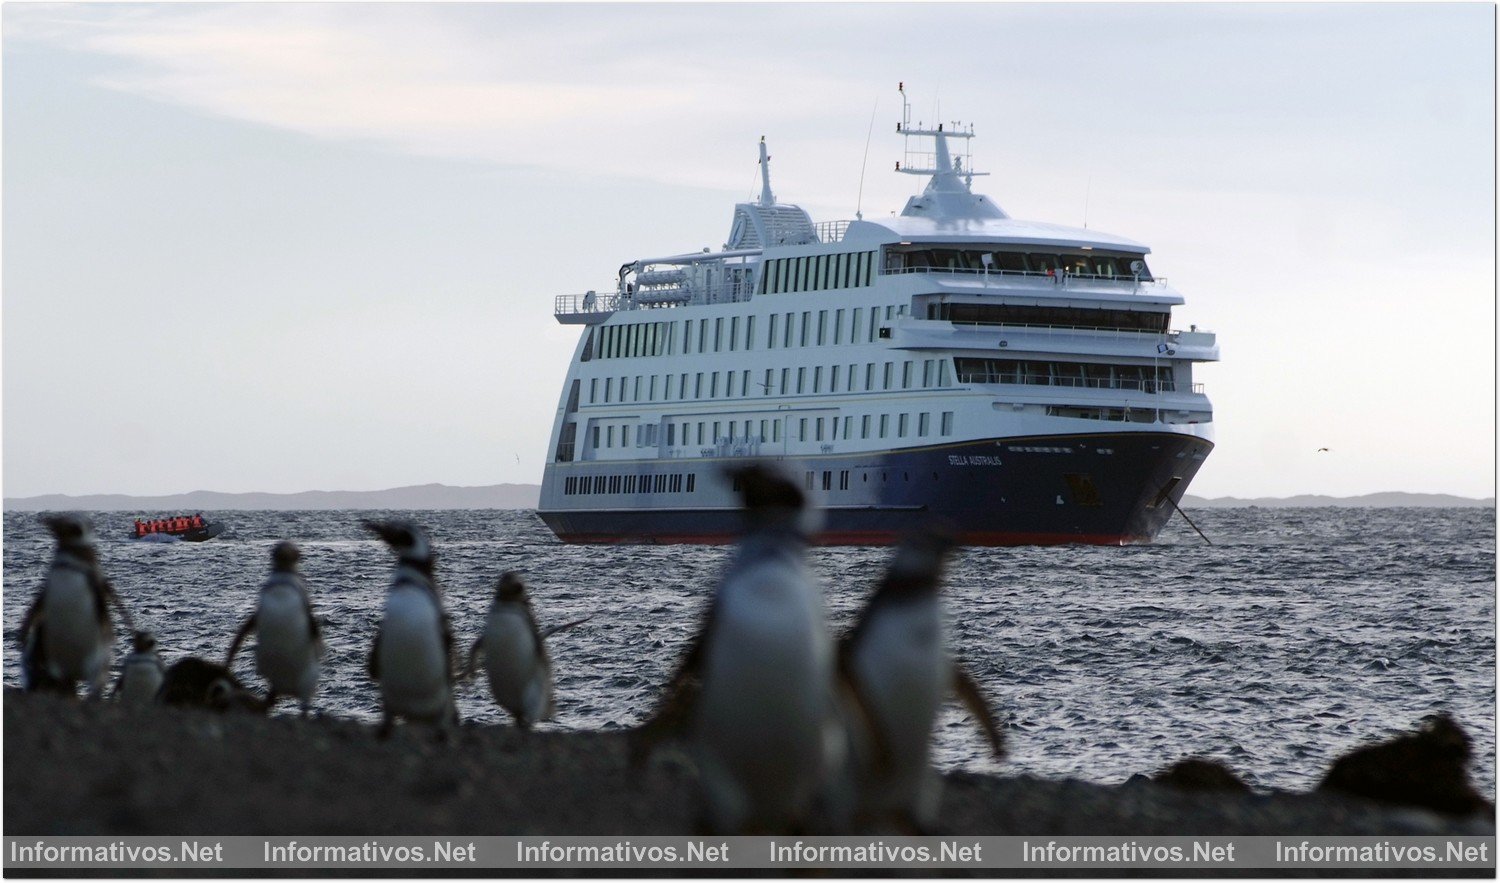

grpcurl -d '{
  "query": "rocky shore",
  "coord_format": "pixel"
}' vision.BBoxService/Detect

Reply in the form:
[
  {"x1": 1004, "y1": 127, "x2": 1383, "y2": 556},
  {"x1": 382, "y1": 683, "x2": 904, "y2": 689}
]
[{"x1": 4, "y1": 692, "x2": 1493, "y2": 838}]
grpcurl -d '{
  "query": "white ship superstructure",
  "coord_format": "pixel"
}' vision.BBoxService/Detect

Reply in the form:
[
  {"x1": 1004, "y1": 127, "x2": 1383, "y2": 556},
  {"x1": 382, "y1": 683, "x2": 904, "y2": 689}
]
[{"x1": 538, "y1": 87, "x2": 1217, "y2": 545}]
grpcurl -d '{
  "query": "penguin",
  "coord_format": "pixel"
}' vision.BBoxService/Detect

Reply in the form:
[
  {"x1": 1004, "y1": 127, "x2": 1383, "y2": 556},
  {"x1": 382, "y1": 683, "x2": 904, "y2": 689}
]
[
  {"x1": 636, "y1": 462, "x2": 838, "y2": 833},
  {"x1": 115, "y1": 631, "x2": 166, "y2": 704},
  {"x1": 837, "y1": 528, "x2": 1006, "y2": 832},
  {"x1": 224, "y1": 541, "x2": 324, "y2": 716},
  {"x1": 158, "y1": 657, "x2": 267, "y2": 713},
  {"x1": 365, "y1": 520, "x2": 458, "y2": 738},
  {"x1": 18, "y1": 514, "x2": 130, "y2": 698},
  {"x1": 464, "y1": 572, "x2": 588, "y2": 730}
]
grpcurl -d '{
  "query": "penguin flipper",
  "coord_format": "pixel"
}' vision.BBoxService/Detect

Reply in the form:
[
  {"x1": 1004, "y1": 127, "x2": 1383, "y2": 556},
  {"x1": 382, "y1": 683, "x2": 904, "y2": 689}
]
[
  {"x1": 96, "y1": 577, "x2": 135, "y2": 636},
  {"x1": 462, "y1": 636, "x2": 483, "y2": 681},
  {"x1": 835, "y1": 638, "x2": 896, "y2": 776},
  {"x1": 630, "y1": 609, "x2": 712, "y2": 766},
  {"x1": 20, "y1": 615, "x2": 54, "y2": 693},
  {"x1": 541, "y1": 616, "x2": 593, "y2": 640},
  {"x1": 441, "y1": 611, "x2": 458, "y2": 683},
  {"x1": 951, "y1": 664, "x2": 1006, "y2": 759},
  {"x1": 305, "y1": 599, "x2": 322, "y2": 640},
  {"x1": 367, "y1": 629, "x2": 383, "y2": 681},
  {"x1": 17, "y1": 592, "x2": 43, "y2": 652},
  {"x1": 224, "y1": 614, "x2": 257, "y2": 667}
]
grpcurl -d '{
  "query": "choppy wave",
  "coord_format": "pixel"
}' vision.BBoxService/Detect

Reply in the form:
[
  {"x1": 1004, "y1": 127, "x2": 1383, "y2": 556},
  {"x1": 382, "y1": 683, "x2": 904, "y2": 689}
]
[{"x1": 4, "y1": 506, "x2": 1493, "y2": 794}]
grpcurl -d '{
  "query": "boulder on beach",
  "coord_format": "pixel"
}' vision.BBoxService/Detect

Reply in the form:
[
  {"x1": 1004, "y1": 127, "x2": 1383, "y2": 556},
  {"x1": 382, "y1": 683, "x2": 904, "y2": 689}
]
[{"x1": 1151, "y1": 757, "x2": 1252, "y2": 794}]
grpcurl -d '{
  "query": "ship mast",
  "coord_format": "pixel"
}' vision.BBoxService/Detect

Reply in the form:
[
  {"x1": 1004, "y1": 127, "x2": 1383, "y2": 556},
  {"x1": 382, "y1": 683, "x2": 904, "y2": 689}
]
[
  {"x1": 892, "y1": 82, "x2": 1006, "y2": 220},
  {"x1": 758, "y1": 135, "x2": 775, "y2": 207}
]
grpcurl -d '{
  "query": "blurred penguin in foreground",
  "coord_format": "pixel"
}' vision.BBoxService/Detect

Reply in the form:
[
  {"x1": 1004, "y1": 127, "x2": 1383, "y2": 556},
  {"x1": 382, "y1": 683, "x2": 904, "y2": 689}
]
[
  {"x1": 366, "y1": 520, "x2": 459, "y2": 738},
  {"x1": 833, "y1": 528, "x2": 1007, "y2": 832},
  {"x1": 19, "y1": 515, "x2": 133, "y2": 698},
  {"x1": 635, "y1": 462, "x2": 840, "y2": 833}
]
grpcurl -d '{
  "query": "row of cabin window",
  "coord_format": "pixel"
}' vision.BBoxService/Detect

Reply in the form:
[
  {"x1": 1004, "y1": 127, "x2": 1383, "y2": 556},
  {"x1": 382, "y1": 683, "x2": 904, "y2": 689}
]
[
  {"x1": 587, "y1": 357, "x2": 954, "y2": 405},
  {"x1": 764, "y1": 303, "x2": 907, "y2": 350},
  {"x1": 588, "y1": 302, "x2": 907, "y2": 361},
  {"x1": 562, "y1": 472, "x2": 695, "y2": 496},
  {"x1": 953, "y1": 357, "x2": 1176, "y2": 392},
  {"x1": 927, "y1": 302, "x2": 1170, "y2": 333},
  {"x1": 760, "y1": 251, "x2": 878, "y2": 295},
  {"x1": 804, "y1": 470, "x2": 911, "y2": 492},
  {"x1": 588, "y1": 410, "x2": 956, "y2": 451}
]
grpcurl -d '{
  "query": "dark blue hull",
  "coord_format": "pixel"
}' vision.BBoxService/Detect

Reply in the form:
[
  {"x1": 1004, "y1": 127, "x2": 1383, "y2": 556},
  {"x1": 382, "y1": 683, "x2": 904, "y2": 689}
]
[{"x1": 538, "y1": 431, "x2": 1212, "y2": 546}]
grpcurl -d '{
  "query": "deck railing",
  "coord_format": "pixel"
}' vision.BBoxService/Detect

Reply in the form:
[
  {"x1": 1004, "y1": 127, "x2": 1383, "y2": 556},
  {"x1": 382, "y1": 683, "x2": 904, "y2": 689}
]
[
  {"x1": 946, "y1": 320, "x2": 1173, "y2": 337},
  {"x1": 813, "y1": 219, "x2": 852, "y2": 243},
  {"x1": 955, "y1": 371, "x2": 1205, "y2": 395},
  {"x1": 555, "y1": 279, "x2": 759, "y2": 319},
  {"x1": 554, "y1": 292, "x2": 624, "y2": 316}
]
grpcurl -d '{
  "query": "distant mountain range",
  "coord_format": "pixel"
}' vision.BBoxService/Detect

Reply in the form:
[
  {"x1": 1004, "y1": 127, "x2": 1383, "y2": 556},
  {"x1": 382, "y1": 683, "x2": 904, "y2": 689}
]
[
  {"x1": 2, "y1": 483, "x2": 541, "y2": 512},
  {"x1": 1183, "y1": 492, "x2": 1494, "y2": 509},
  {"x1": 2, "y1": 484, "x2": 1493, "y2": 512}
]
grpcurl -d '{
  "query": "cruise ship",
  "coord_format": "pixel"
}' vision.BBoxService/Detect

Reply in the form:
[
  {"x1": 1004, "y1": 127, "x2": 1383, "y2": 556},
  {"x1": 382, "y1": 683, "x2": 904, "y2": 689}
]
[{"x1": 538, "y1": 87, "x2": 1218, "y2": 545}]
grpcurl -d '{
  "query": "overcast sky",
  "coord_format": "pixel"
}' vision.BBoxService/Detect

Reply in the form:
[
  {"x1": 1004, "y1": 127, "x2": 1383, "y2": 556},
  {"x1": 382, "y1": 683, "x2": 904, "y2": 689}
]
[{"x1": 3, "y1": 2, "x2": 1494, "y2": 499}]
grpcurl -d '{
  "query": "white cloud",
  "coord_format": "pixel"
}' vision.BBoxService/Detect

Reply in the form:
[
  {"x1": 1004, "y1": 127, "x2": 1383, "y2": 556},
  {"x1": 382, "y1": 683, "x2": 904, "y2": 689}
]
[{"x1": 10, "y1": 4, "x2": 863, "y2": 196}]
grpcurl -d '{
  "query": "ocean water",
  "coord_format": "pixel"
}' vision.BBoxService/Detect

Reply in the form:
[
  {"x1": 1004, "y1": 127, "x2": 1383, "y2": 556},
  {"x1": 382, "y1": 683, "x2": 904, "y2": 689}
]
[{"x1": 3, "y1": 507, "x2": 1494, "y2": 795}]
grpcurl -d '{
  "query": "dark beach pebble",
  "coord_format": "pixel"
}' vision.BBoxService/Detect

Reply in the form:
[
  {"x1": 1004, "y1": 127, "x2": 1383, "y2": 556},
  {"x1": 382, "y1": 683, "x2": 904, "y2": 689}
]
[{"x1": 1151, "y1": 757, "x2": 1252, "y2": 793}]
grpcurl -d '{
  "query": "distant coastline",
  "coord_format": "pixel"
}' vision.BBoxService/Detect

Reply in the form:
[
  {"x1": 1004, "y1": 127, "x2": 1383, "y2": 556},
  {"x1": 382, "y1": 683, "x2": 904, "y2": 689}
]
[{"x1": 2, "y1": 484, "x2": 1493, "y2": 512}]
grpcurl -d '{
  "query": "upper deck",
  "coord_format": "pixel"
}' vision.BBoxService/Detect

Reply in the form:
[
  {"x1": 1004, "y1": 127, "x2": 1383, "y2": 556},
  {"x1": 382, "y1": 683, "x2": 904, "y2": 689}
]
[
  {"x1": 555, "y1": 88, "x2": 1178, "y2": 326},
  {"x1": 553, "y1": 250, "x2": 1175, "y2": 324}
]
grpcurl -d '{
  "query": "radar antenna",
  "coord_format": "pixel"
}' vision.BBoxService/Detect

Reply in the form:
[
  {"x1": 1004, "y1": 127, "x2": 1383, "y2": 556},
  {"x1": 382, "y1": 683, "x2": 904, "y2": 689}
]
[{"x1": 894, "y1": 81, "x2": 987, "y2": 187}]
